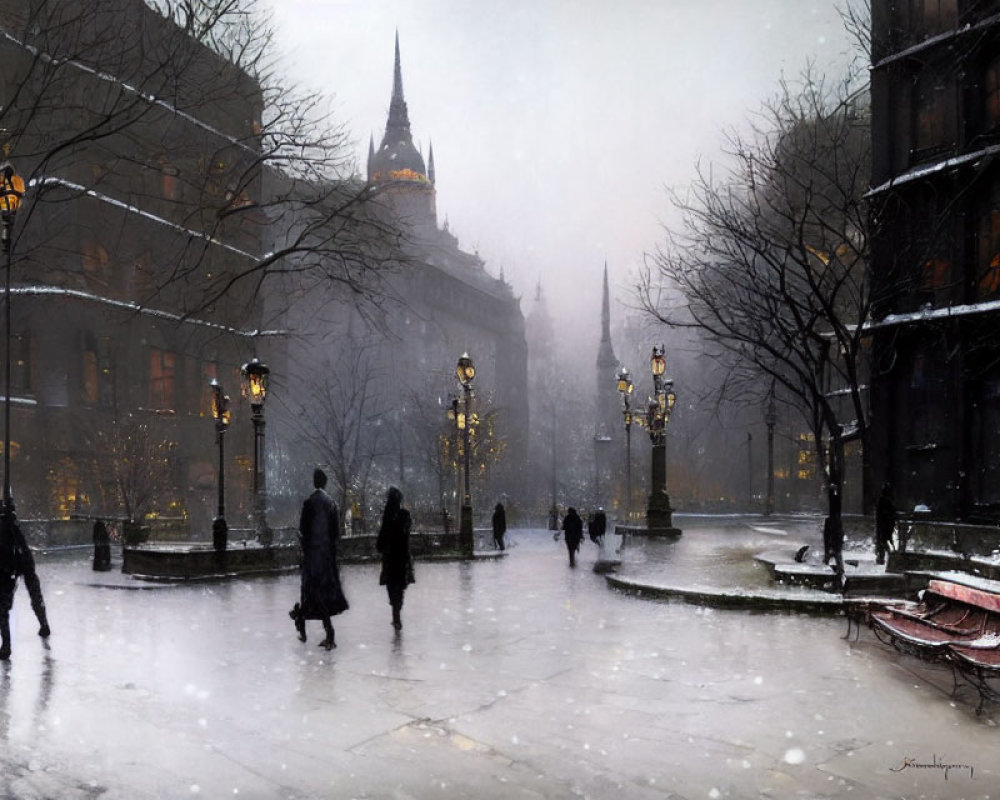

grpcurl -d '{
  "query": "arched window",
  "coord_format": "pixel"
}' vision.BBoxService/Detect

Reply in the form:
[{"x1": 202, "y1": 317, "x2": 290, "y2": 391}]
[{"x1": 82, "y1": 240, "x2": 111, "y2": 288}]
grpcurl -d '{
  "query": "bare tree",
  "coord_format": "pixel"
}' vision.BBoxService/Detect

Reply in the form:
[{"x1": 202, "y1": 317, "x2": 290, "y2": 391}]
[
  {"x1": 281, "y1": 341, "x2": 392, "y2": 532},
  {"x1": 93, "y1": 413, "x2": 175, "y2": 536},
  {"x1": 640, "y1": 65, "x2": 872, "y2": 557},
  {"x1": 0, "y1": 0, "x2": 406, "y2": 326}
]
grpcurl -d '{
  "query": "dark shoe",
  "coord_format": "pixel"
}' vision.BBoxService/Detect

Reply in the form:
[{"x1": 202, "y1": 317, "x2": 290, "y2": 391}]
[
  {"x1": 289, "y1": 604, "x2": 306, "y2": 642},
  {"x1": 0, "y1": 641, "x2": 9, "y2": 661},
  {"x1": 318, "y1": 637, "x2": 335, "y2": 650},
  {"x1": 38, "y1": 623, "x2": 50, "y2": 638}
]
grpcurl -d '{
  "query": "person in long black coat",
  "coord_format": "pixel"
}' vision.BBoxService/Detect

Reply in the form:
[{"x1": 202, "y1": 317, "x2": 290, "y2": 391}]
[
  {"x1": 491, "y1": 502, "x2": 507, "y2": 551},
  {"x1": 0, "y1": 510, "x2": 50, "y2": 661},
  {"x1": 291, "y1": 469, "x2": 348, "y2": 650},
  {"x1": 562, "y1": 507, "x2": 584, "y2": 567},
  {"x1": 376, "y1": 486, "x2": 413, "y2": 631},
  {"x1": 92, "y1": 518, "x2": 112, "y2": 571}
]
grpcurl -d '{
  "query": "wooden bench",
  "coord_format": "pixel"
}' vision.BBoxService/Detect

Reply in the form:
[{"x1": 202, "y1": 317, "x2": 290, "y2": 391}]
[{"x1": 868, "y1": 579, "x2": 1000, "y2": 713}]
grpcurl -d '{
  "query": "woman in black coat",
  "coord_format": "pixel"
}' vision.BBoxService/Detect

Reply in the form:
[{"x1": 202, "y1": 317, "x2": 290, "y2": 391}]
[
  {"x1": 491, "y1": 502, "x2": 507, "y2": 551},
  {"x1": 376, "y1": 486, "x2": 413, "y2": 631},
  {"x1": 291, "y1": 469, "x2": 348, "y2": 650},
  {"x1": 92, "y1": 518, "x2": 112, "y2": 571},
  {"x1": 562, "y1": 507, "x2": 584, "y2": 567}
]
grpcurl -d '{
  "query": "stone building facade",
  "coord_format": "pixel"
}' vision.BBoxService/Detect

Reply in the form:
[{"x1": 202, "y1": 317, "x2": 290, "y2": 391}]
[
  {"x1": 0, "y1": 0, "x2": 266, "y2": 538},
  {"x1": 869, "y1": 0, "x2": 1000, "y2": 521}
]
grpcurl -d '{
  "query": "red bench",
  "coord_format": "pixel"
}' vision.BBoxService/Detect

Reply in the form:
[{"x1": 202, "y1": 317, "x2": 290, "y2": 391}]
[{"x1": 869, "y1": 579, "x2": 1000, "y2": 713}]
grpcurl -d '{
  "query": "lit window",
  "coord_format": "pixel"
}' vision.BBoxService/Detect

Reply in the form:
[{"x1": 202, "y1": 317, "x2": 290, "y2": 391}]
[{"x1": 149, "y1": 348, "x2": 176, "y2": 410}]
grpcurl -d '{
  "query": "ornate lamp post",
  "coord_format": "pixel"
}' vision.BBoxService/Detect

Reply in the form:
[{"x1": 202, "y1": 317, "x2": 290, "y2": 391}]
[
  {"x1": 646, "y1": 345, "x2": 677, "y2": 530},
  {"x1": 0, "y1": 152, "x2": 24, "y2": 520},
  {"x1": 210, "y1": 378, "x2": 231, "y2": 551},
  {"x1": 455, "y1": 352, "x2": 475, "y2": 557},
  {"x1": 240, "y1": 357, "x2": 270, "y2": 546},
  {"x1": 765, "y1": 379, "x2": 777, "y2": 516},
  {"x1": 616, "y1": 366, "x2": 634, "y2": 518}
]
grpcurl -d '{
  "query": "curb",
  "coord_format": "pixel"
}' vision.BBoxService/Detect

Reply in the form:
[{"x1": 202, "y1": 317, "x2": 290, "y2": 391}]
[{"x1": 605, "y1": 574, "x2": 860, "y2": 615}]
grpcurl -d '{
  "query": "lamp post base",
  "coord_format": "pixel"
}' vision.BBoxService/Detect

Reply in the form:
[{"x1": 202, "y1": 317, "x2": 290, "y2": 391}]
[
  {"x1": 212, "y1": 517, "x2": 228, "y2": 553},
  {"x1": 646, "y1": 490, "x2": 680, "y2": 534},
  {"x1": 459, "y1": 503, "x2": 474, "y2": 558}
]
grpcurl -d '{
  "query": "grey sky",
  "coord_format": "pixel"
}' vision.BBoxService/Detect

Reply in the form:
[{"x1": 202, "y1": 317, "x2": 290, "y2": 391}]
[{"x1": 265, "y1": 0, "x2": 859, "y2": 331}]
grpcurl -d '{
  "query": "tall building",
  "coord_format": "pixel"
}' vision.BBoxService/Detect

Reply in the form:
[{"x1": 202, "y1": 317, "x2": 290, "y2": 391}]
[
  {"x1": 869, "y1": 0, "x2": 1000, "y2": 521},
  {"x1": 0, "y1": 0, "x2": 266, "y2": 537},
  {"x1": 361, "y1": 34, "x2": 529, "y2": 519}
]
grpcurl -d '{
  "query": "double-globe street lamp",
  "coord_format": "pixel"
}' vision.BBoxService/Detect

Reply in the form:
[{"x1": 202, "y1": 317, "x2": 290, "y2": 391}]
[
  {"x1": 451, "y1": 352, "x2": 475, "y2": 558},
  {"x1": 616, "y1": 367, "x2": 634, "y2": 518},
  {"x1": 646, "y1": 345, "x2": 677, "y2": 530},
  {"x1": 240, "y1": 357, "x2": 270, "y2": 546},
  {"x1": 210, "y1": 378, "x2": 231, "y2": 552},
  {"x1": 0, "y1": 152, "x2": 25, "y2": 528}
]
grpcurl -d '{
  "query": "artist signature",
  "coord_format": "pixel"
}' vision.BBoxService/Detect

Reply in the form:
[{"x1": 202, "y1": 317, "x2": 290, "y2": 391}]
[{"x1": 890, "y1": 754, "x2": 974, "y2": 780}]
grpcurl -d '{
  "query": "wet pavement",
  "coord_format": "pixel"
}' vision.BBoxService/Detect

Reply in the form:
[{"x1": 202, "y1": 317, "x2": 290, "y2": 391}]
[{"x1": 1, "y1": 519, "x2": 998, "y2": 799}]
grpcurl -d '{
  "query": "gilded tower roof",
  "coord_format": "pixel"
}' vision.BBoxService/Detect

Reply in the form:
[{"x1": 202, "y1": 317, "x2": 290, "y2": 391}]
[{"x1": 367, "y1": 32, "x2": 429, "y2": 185}]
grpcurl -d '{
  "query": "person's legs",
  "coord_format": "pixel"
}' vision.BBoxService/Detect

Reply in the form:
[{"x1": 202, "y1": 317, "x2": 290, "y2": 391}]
[
  {"x1": 21, "y1": 570, "x2": 48, "y2": 637},
  {"x1": 388, "y1": 585, "x2": 404, "y2": 629},
  {"x1": 319, "y1": 617, "x2": 335, "y2": 649},
  {"x1": 0, "y1": 578, "x2": 14, "y2": 660}
]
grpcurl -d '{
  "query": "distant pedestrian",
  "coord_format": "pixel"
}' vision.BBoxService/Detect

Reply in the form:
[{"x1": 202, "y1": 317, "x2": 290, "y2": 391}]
[
  {"x1": 491, "y1": 502, "x2": 507, "y2": 551},
  {"x1": 92, "y1": 518, "x2": 112, "y2": 572},
  {"x1": 875, "y1": 482, "x2": 896, "y2": 566},
  {"x1": 376, "y1": 486, "x2": 413, "y2": 631},
  {"x1": 822, "y1": 484, "x2": 845, "y2": 580},
  {"x1": 290, "y1": 469, "x2": 348, "y2": 650},
  {"x1": 0, "y1": 510, "x2": 51, "y2": 661},
  {"x1": 562, "y1": 507, "x2": 584, "y2": 567},
  {"x1": 589, "y1": 508, "x2": 607, "y2": 546}
]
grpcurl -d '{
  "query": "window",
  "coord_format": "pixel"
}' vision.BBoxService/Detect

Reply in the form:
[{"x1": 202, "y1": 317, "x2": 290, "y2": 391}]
[
  {"x1": 986, "y1": 57, "x2": 1000, "y2": 129},
  {"x1": 921, "y1": 258, "x2": 950, "y2": 292},
  {"x1": 910, "y1": 0, "x2": 958, "y2": 34},
  {"x1": 82, "y1": 333, "x2": 99, "y2": 405},
  {"x1": 913, "y1": 73, "x2": 949, "y2": 150},
  {"x1": 149, "y1": 348, "x2": 176, "y2": 411},
  {"x1": 160, "y1": 159, "x2": 180, "y2": 201},
  {"x1": 82, "y1": 240, "x2": 111, "y2": 288},
  {"x1": 977, "y1": 183, "x2": 1000, "y2": 298}
]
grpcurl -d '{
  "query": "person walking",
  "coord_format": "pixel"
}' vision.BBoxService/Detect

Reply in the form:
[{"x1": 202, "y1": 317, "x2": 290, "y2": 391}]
[
  {"x1": 875, "y1": 482, "x2": 896, "y2": 566},
  {"x1": 589, "y1": 507, "x2": 607, "y2": 547},
  {"x1": 0, "y1": 511, "x2": 51, "y2": 661},
  {"x1": 92, "y1": 518, "x2": 112, "y2": 572},
  {"x1": 290, "y1": 469, "x2": 348, "y2": 650},
  {"x1": 562, "y1": 507, "x2": 584, "y2": 567},
  {"x1": 491, "y1": 502, "x2": 507, "y2": 551},
  {"x1": 376, "y1": 486, "x2": 413, "y2": 631}
]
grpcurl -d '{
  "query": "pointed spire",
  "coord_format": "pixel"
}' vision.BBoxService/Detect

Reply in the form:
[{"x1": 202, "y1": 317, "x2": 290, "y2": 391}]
[
  {"x1": 367, "y1": 134, "x2": 375, "y2": 175},
  {"x1": 600, "y1": 262, "x2": 611, "y2": 344},
  {"x1": 428, "y1": 141, "x2": 436, "y2": 185},
  {"x1": 536, "y1": 276, "x2": 543, "y2": 302},
  {"x1": 382, "y1": 29, "x2": 413, "y2": 147}
]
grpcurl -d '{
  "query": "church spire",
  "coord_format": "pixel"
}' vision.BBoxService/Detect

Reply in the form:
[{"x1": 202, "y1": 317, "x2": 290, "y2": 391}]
[
  {"x1": 600, "y1": 261, "x2": 611, "y2": 344},
  {"x1": 384, "y1": 29, "x2": 412, "y2": 144},
  {"x1": 428, "y1": 140, "x2": 435, "y2": 185},
  {"x1": 367, "y1": 133, "x2": 375, "y2": 174}
]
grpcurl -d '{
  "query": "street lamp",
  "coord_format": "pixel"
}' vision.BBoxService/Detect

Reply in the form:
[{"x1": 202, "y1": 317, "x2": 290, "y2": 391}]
[
  {"x1": 0, "y1": 151, "x2": 24, "y2": 519},
  {"x1": 646, "y1": 345, "x2": 677, "y2": 530},
  {"x1": 616, "y1": 366, "x2": 634, "y2": 518},
  {"x1": 210, "y1": 378, "x2": 231, "y2": 552},
  {"x1": 765, "y1": 379, "x2": 777, "y2": 516},
  {"x1": 240, "y1": 357, "x2": 270, "y2": 546},
  {"x1": 455, "y1": 352, "x2": 475, "y2": 557}
]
